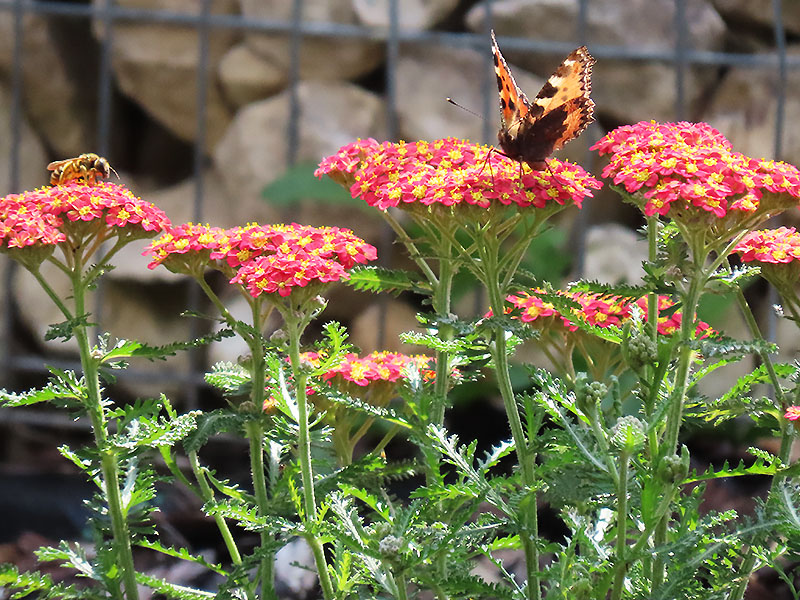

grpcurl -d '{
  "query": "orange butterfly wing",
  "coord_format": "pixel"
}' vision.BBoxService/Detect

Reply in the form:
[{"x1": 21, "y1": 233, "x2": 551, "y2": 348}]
[{"x1": 491, "y1": 30, "x2": 595, "y2": 170}]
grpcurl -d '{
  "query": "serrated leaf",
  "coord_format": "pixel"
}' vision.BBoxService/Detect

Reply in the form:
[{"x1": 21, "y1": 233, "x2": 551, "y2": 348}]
[
  {"x1": 135, "y1": 573, "x2": 217, "y2": 600},
  {"x1": 103, "y1": 329, "x2": 235, "y2": 363},
  {"x1": 345, "y1": 265, "x2": 431, "y2": 296},
  {"x1": 136, "y1": 540, "x2": 226, "y2": 575},
  {"x1": 45, "y1": 314, "x2": 94, "y2": 342},
  {"x1": 184, "y1": 409, "x2": 246, "y2": 453}
]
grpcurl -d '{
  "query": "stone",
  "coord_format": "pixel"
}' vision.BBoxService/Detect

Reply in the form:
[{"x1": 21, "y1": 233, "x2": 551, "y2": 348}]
[
  {"x1": 352, "y1": 0, "x2": 459, "y2": 30},
  {"x1": 582, "y1": 224, "x2": 647, "y2": 285},
  {"x1": 92, "y1": 0, "x2": 238, "y2": 149},
  {"x1": 466, "y1": 0, "x2": 726, "y2": 122},
  {"x1": 213, "y1": 80, "x2": 386, "y2": 208},
  {"x1": 240, "y1": 0, "x2": 384, "y2": 81},
  {"x1": 396, "y1": 44, "x2": 538, "y2": 143},
  {"x1": 704, "y1": 51, "x2": 800, "y2": 165},
  {"x1": 0, "y1": 1, "x2": 93, "y2": 158},
  {"x1": 712, "y1": 0, "x2": 800, "y2": 37},
  {"x1": 350, "y1": 299, "x2": 420, "y2": 353},
  {"x1": 0, "y1": 85, "x2": 49, "y2": 194},
  {"x1": 217, "y1": 43, "x2": 288, "y2": 109}
]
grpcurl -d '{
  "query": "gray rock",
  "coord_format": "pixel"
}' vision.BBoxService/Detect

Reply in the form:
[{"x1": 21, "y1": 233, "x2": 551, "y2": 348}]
[
  {"x1": 0, "y1": 85, "x2": 49, "y2": 194},
  {"x1": 353, "y1": 0, "x2": 459, "y2": 30},
  {"x1": 92, "y1": 0, "x2": 238, "y2": 149},
  {"x1": 583, "y1": 224, "x2": 647, "y2": 285},
  {"x1": 218, "y1": 43, "x2": 288, "y2": 109},
  {"x1": 0, "y1": 1, "x2": 93, "y2": 158},
  {"x1": 241, "y1": 0, "x2": 384, "y2": 81},
  {"x1": 705, "y1": 51, "x2": 800, "y2": 165},
  {"x1": 213, "y1": 80, "x2": 386, "y2": 208},
  {"x1": 712, "y1": 0, "x2": 800, "y2": 36},
  {"x1": 467, "y1": 0, "x2": 726, "y2": 122}
]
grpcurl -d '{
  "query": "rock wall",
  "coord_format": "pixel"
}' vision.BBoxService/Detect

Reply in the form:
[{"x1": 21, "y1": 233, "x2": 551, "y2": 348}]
[{"x1": 2, "y1": 0, "x2": 797, "y2": 392}]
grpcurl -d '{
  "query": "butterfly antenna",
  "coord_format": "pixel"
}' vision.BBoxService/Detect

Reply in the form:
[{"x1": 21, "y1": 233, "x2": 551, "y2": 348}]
[{"x1": 446, "y1": 98, "x2": 488, "y2": 123}]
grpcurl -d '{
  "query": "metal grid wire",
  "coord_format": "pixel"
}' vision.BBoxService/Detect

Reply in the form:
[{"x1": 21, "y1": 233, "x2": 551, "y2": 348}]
[{"x1": 0, "y1": 0, "x2": 792, "y2": 430}]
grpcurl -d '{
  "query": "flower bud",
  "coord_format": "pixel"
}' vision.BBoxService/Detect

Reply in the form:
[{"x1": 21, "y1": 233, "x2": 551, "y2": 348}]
[
  {"x1": 575, "y1": 373, "x2": 607, "y2": 414},
  {"x1": 626, "y1": 331, "x2": 657, "y2": 369},
  {"x1": 657, "y1": 445, "x2": 690, "y2": 484},
  {"x1": 610, "y1": 416, "x2": 646, "y2": 454},
  {"x1": 378, "y1": 534, "x2": 404, "y2": 557}
]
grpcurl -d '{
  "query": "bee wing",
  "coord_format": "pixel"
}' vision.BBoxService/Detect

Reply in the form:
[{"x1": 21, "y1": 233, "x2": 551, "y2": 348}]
[{"x1": 47, "y1": 159, "x2": 70, "y2": 171}]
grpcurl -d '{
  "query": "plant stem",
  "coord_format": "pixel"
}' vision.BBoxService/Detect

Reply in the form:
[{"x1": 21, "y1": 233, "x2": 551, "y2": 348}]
[
  {"x1": 484, "y1": 275, "x2": 539, "y2": 600},
  {"x1": 652, "y1": 244, "x2": 706, "y2": 593},
  {"x1": 431, "y1": 245, "x2": 455, "y2": 426},
  {"x1": 611, "y1": 451, "x2": 631, "y2": 600},
  {"x1": 71, "y1": 271, "x2": 139, "y2": 600},
  {"x1": 187, "y1": 452, "x2": 246, "y2": 569},
  {"x1": 726, "y1": 289, "x2": 794, "y2": 600},
  {"x1": 285, "y1": 313, "x2": 335, "y2": 600}
]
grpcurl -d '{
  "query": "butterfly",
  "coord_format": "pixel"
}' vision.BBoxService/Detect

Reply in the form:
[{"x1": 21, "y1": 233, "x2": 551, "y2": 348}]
[{"x1": 491, "y1": 30, "x2": 595, "y2": 171}]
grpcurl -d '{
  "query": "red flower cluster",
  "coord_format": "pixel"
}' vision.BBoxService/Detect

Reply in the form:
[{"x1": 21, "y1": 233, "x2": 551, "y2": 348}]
[
  {"x1": 507, "y1": 290, "x2": 712, "y2": 337},
  {"x1": 592, "y1": 121, "x2": 800, "y2": 219},
  {"x1": 321, "y1": 351, "x2": 435, "y2": 386},
  {"x1": 145, "y1": 222, "x2": 377, "y2": 298},
  {"x1": 316, "y1": 137, "x2": 601, "y2": 211},
  {"x1": 0, "y1": 182, "x2": 170, "y2": 250},
  {"x1": 785, "y1": 406, "x2": 800, "y2": 421},
  {"x1": 734, "y1": 227, "x2": 800, "y2": 265}
]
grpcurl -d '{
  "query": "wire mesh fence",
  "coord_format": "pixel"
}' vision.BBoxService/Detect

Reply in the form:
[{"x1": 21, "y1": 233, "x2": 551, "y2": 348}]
[{"x1": 0, "y1": 0, "x2": 794, "y2": 432}]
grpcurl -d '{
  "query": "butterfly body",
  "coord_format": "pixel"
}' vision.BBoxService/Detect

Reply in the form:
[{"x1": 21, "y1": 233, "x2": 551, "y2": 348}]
[{"x1": 491, "y1": 31, "x2": 595, "y2": 170}]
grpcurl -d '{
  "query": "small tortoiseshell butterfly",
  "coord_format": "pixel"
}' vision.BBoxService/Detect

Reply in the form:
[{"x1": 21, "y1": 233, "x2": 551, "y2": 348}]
[{"x1": 491, "y1": 30, "x2": 595, "y2": 171}]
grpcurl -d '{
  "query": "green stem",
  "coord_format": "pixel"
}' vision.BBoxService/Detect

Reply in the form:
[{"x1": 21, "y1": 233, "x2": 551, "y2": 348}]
[
  {"x1": 244, "y1": 298, "x2": 277, "y2": 600},
  {"x1": 431, "y1": 246, "x2": 455, "y2": 426},
  {"x1": 652, "y1": 242, "x2": 706, "y2": 593},
  {"x1": 727, "y1": 289, "x2": 794, "y2": 600},
  {"x1": 483, "y1": 267, "x2": 538, "y2": 600},
  {"x1": 71, "y1": 272, "x2": 139, "y2": 600},
  {"x1": 662, "y1": 270, "x2": 704, "y2": 455},
  {"x1": 610, "y1": 451, "x2": 631, "y2": 600},
  {"x1": 188, "y1": 451, "x2": 245, "y2": 569},
  {"x1": 285, "y1": 312, "x2": 335, "y2": 600},
  {"x1": 394, "y1": 573, "x2": 409, "y2": 600}
]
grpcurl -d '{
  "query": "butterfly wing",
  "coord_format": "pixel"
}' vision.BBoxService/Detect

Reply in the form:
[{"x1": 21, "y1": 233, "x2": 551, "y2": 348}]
[
  {"x1": 491, "y1": 30, "x2": 536, "y2": 138},
  {"x1": 491, "y1": 30, "x2": 595, "y2": 168},
  {"x1": 529, "y1": 45, "x2": 595, "y2": 152}
]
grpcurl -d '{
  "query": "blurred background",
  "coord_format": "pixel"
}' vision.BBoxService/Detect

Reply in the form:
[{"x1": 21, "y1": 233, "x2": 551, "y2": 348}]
[{"x1": 0, "y1": 0, "x2": 797, "y2": 597}]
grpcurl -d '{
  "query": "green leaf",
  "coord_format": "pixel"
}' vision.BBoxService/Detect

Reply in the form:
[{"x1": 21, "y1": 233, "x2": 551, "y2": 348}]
[
  {"x1": 262, "y1": 162, "x2": 356, "y2": 206},
  {"x1": 136, "y1": 540, "x2": 227, "y2": 575},
  {"x1": 183, "y1": 409, "x2": 246, "y2": 453},
  {"x1": 35, "y1": 543, "x2": 98, "y2": 581},
  {"x1": 135, "y1": 573, "x2": 217, "y2": 600},
  {"x1": 345, "y1": 265, "x2": 431, "y2": 296},
  {"x1": 45, "y1": 314, "x2": 94, "y2": 342},
  {"x1": 103, "y1": 329, "x2": 235, "y2": 363}
]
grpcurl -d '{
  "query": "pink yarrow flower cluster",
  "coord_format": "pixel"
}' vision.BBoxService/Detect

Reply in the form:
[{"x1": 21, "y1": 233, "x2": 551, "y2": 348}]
[
  {"x1": 316, "y1": 137, "x2": 602, "y2": 211},
  {"x1": 0, "y1": 182, "x2": 170, "y2": 251},
  {"x1": 507, "y1": 290, "x2": 712, "y2": 337},
  {"x1": 321, "y1": 351, "x2": 436, "y2": 386},
  {"x1": 734, "y1": 227, "x2": 800, "y2": 265},
  {"x1": 592, "y1": 121, "x2": 800, "y2": 221},
  {"x1": 145, "y1": 222, "x2": 377, "y2": 298}
]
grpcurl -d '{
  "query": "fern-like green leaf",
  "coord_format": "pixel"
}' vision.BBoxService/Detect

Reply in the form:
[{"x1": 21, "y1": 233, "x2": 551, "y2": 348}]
[
  {"x1": 136, "y1": 540, "x2": 226, "y2": 575},
  {"x1": 183, "y1": 409, "x2": 246, "y2": 453},
  {"x1": 345, "y1": 265, "x2": 431, "y2": 296},
  {"x1": 135, "y1": 573, "x2": 216, "y2": 600},
  {"x1": 103, "y1": 329, "x2": 235, "y2": 363}
]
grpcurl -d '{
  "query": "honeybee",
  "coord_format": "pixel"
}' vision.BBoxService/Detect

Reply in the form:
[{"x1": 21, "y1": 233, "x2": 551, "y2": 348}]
[{"x1": 47, "y1": 153, "x2": 117, "y2": 186}]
